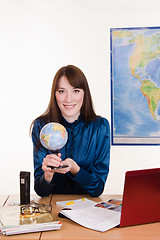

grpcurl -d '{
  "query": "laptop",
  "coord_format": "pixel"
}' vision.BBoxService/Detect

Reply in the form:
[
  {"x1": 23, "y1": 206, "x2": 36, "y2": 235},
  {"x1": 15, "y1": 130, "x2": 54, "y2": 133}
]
[{"x1": 120, "y1": 168, "x2": 160, "y2": 227}]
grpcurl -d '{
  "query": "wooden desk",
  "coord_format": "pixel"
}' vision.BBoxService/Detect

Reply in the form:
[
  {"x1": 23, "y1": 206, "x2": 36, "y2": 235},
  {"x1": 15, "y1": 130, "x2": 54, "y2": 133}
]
[
  {"x1": 0, "y1": 195, "x2": 8, "y2": 206},
  {"x1": 0, "y1": 194, "x2": 160, "y2": 240}
]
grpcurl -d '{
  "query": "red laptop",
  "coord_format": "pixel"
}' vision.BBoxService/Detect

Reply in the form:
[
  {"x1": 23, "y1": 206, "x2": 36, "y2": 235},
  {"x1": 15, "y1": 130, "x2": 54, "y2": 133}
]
[{"x1": 120, "y1": 168, "x2": 160, "y2": 227}]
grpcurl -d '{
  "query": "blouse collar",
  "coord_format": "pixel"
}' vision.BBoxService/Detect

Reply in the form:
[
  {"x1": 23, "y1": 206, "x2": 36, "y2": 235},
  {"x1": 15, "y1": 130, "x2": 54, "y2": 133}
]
[{"x1": 60, "y1": 115, "x2": 83, "y2": 130}]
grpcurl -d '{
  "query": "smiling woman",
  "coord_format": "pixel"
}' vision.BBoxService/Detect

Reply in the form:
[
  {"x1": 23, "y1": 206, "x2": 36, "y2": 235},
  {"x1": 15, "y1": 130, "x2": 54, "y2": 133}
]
[{"x1": 30, "y1": 65, "x2": 110, "y2": 197}]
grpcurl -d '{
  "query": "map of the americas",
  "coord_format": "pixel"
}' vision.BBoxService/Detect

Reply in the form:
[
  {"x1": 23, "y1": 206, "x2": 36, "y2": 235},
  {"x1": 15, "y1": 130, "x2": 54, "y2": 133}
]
[{"x1": 111, "y1": 27, "x2": 160, "y2": 144}]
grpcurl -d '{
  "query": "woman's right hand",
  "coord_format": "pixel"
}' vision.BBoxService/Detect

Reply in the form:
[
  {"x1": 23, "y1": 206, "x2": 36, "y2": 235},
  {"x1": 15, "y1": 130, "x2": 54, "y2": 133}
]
[{"x1": 42, "y1": 153, "x2": 62, "y2": 183}]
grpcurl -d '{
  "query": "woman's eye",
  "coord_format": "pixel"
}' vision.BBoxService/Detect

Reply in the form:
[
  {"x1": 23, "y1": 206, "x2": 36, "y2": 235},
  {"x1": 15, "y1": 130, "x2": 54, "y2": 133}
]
[
  {"x1": 58, "y1": 90, "x2": 64, "y2": 94},
  {"x1": 74, "y1": 89, "x2": 80, "y2": 93}
]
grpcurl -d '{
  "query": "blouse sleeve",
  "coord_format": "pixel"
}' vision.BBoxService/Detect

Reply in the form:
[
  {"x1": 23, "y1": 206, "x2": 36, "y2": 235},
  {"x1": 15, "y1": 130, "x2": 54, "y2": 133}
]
[{"x1": 67, "y1": 118, "x2": 110, "y2": 197}]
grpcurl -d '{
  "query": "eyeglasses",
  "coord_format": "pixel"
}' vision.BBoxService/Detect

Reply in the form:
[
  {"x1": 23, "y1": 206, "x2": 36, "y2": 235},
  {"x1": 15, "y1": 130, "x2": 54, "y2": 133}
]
[{"x1": 20, "y1": 202, "x2": 52, "y2": 215}]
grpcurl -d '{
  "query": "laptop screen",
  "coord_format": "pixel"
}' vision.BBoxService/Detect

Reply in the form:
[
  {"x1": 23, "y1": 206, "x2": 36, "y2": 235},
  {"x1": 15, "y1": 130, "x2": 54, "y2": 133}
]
[{"x1": 120, "y1": 168, "x2": 160, "y2": 227}]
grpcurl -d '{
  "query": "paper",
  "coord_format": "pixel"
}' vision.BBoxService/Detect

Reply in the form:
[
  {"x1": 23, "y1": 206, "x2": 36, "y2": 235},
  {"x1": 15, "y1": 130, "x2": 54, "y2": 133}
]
[
  {"x1": 60, "y1": 205, "x2": 121, "y2": 232},
  {"x1": 56, "y1": 198, "x2": 96, "y2": 209}
]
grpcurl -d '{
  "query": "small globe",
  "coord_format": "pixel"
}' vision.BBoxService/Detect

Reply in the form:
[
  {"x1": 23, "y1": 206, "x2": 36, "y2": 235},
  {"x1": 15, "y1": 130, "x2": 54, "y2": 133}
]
[{"x1": 40, "y1": 122, "x2": 68, "y2": 151}]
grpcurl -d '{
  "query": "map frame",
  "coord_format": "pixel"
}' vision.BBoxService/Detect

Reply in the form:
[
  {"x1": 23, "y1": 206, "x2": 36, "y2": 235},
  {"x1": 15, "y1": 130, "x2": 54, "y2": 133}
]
[{"x1": 110, "y1": 26, "x2": 160, "y2": 145}]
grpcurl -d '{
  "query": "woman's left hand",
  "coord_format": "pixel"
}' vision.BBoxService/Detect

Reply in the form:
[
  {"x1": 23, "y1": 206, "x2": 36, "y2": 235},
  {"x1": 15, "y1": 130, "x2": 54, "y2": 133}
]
[{"x1": 55, "y1": 158, "x2": 80, "y2": 176}]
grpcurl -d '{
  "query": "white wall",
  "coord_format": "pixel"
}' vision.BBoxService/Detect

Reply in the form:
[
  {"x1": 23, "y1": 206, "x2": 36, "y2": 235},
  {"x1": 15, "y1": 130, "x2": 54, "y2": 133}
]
[{"x1": 0, "y1": 0, "x2": 159, "y2": 195}]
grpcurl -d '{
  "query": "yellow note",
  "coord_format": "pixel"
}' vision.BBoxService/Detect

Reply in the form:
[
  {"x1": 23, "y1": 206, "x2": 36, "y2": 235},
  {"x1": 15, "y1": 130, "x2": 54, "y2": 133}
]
[{"x1": 66, "y1": 201, "x2": 75, "y2": 205}]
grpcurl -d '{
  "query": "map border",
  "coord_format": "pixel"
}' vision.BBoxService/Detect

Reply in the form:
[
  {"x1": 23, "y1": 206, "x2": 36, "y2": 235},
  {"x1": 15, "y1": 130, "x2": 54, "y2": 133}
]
[{"x1": 110, "y1": 26, "x2": 160, "y2": 145}]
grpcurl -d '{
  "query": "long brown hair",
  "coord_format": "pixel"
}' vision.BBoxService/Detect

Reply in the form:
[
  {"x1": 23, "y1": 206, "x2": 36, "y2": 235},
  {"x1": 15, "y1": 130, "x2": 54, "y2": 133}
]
[{"x1": 31, "y1": 65, "x2": 97, "y2": 131}]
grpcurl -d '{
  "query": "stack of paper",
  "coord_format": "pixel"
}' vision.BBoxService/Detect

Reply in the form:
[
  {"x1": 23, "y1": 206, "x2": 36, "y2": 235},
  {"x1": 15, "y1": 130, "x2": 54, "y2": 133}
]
[
  {"x1": 0, "y1": 205, "x2": 61, "y2": 236},
  {"x1": 57, "y1": 198, "x2": 121, "y2": 232}
]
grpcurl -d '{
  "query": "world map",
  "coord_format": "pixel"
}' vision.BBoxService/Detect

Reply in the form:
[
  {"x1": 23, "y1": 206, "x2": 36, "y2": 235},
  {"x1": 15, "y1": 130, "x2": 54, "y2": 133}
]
[
  {"x1": 40, "y1": 122, "x2": 68, "y2": 151},
  {"x1": 111, "y1": 27, "x2": 160, "y2": 144}
]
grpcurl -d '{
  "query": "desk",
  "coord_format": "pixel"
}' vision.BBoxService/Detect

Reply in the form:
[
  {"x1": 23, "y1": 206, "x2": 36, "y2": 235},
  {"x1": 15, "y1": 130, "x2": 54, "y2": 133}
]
[{"x1": 0, "y1": 194, "x2": 160, "y2": 240}]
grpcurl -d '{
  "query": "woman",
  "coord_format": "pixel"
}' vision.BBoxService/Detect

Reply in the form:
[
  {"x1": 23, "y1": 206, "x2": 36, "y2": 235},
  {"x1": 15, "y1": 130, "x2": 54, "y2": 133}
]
[{"x1": 31, "y1": 65, "x2": 110, "y2": 197}]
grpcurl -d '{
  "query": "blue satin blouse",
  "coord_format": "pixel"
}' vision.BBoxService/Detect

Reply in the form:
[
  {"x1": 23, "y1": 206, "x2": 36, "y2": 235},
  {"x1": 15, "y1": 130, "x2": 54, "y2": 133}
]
[{"x1": 32, "y1": 115, "x2": 110, "y2": 197}]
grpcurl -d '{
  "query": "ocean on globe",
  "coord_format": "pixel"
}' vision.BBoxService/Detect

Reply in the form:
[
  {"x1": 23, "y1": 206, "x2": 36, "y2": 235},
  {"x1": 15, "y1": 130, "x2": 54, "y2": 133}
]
[{"x1": 40, "y1": 122, "x2": 68, "y2": 151}]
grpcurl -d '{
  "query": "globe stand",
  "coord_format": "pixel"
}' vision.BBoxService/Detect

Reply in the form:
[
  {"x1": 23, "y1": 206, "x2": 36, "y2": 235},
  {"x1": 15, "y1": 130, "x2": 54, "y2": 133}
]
[{"x1": 51, "y1": 149, "x2": 59, "y2": 155}]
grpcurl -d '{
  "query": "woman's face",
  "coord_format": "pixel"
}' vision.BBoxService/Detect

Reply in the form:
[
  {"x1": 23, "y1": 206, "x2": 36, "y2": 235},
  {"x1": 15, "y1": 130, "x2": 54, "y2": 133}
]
[{"x1": 55, "y1": 76, "x2": 84, "y2": 123}]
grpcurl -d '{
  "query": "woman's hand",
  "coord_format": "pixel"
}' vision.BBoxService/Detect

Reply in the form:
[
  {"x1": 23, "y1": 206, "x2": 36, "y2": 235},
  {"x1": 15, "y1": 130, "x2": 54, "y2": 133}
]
[
  {"x1": 42, "y1": 154, "x2": 80, "y2": 182},
  {"x1": 42, "y1": 153, "x2": 63, "y2": 182},
  {"x1": 44, "y1": 157, "x2": 80, "y2": 176},
  {"x1": 59, "y1": 158, "x2": 80, "y2": 176}
]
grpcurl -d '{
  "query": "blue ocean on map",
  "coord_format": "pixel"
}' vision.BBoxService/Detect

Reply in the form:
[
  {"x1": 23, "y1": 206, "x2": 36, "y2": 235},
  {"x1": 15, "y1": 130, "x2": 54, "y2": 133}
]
[
  {"x1": 145, "y1": 59, "x2": 160, "y2": 88},
  {"x1": 113, "y1": 43, "x2": 160, "y2": 138}
]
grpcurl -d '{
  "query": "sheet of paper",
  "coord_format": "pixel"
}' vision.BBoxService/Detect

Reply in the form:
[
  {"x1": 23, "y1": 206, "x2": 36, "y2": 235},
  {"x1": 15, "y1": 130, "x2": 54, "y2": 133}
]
[
  {"x1": 60, "y1": 206, "x2": 121, "y2": 232},
  {"x1": 56, "y1": 198, "x2": 96, "y2": 209}
]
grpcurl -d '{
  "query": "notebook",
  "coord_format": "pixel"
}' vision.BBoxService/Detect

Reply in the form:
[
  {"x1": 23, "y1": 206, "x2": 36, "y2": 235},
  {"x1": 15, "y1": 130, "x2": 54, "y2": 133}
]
[{"x1": 120, "y1": 167, "x2": 160, "y2": 227}]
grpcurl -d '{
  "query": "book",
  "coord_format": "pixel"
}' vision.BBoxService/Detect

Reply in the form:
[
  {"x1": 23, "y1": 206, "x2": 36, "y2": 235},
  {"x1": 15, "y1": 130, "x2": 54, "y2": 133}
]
[
  {"x1": 0, "y1": 205, "x2": 61, "y2": 236},
  {"x1": 57, "y1": 198, "x2": 121, "y2": 232}
]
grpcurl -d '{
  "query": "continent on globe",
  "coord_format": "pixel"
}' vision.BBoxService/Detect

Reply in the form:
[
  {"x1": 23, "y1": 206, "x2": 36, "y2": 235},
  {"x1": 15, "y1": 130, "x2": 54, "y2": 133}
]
[
  {"x1": 40, "y1": 134, "x2": 50, "y2": 147},
  {"x1": 40, "y1": 122, "x2": 68, "y2": 151},
  {"x1": 52, "y1": 124, "x2": 66, "y2": 139}
]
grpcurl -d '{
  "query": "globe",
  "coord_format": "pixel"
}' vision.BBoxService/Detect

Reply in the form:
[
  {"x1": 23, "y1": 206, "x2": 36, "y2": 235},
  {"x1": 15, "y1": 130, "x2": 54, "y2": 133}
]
[{"x1": 39, "y1": 122, "x2": 68, "y2": 151}]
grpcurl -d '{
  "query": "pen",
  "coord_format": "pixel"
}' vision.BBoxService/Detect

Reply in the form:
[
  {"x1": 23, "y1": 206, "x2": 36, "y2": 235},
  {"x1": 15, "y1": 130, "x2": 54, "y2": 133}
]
[{"x1": 65, "y1": 198, "x2": 85, "y2": 205}]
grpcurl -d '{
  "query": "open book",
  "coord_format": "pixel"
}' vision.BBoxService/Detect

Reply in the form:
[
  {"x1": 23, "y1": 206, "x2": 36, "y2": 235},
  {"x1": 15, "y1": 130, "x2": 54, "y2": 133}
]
[
  {"x1": 0, "y1": 205, "x2": 61, "y2": 236},
  {"x1": 57, "y1": 198, "x2": 121, "y2": 232}
]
